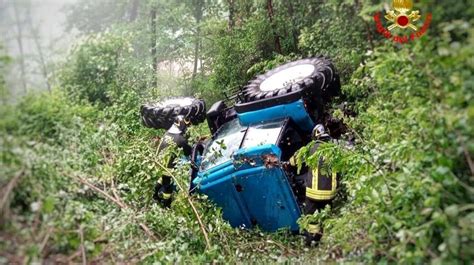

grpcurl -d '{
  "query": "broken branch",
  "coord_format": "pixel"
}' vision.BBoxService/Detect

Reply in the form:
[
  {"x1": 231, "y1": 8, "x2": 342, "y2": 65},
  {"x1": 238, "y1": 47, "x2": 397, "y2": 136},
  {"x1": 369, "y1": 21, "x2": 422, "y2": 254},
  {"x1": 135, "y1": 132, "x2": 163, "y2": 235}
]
[
  {"x1": 74, "y1": 176, "x2": 158, "y2": 241},
  {"x1": 0, "y1": 170, "x2": 25, "y2": 213},
  {"x1": 79, "y1": 225, "x2": 87, "y2": 265},
  {"x1": 156, "y1": 162, "x2": 211, "y2": 250}
]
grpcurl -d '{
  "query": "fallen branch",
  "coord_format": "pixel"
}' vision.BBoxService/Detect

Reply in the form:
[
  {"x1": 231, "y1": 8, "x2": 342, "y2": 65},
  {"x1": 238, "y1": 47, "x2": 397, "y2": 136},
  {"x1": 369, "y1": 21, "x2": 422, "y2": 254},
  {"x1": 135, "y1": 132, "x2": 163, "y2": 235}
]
[
  {"x1": 0, "y1": 170, "x2": 25, "y2": 213},
  {"x1": 74, "y1": 176, "x2": 158, "y2": 241},
  {"x1": 265, "y1": 240, "x2": 297, "y2": 256},
  {"x1": 67, "y1": 250, "x2": 81, "y2": 263},
  {"x1": 79, "y1": 225, "x2": 87, "y2": 265},
  {"x1": 110, "y1": 179, "x2": 127, "y2": 209},
  {"x1": 156, "y1": 162, "x2": 211, "y2": 250},
  {"x1": 40, "y1": 226, "x2": 53, "y2": 255},
  {"x1": 462, "y1": 144, "x2": 474, "y2": 177},
  {"x1": 110, "y1": 180, "x2": 160, "y2": 242},
  {"x1": 76, "y1": 176, "x2": 126, "y2": 208}
]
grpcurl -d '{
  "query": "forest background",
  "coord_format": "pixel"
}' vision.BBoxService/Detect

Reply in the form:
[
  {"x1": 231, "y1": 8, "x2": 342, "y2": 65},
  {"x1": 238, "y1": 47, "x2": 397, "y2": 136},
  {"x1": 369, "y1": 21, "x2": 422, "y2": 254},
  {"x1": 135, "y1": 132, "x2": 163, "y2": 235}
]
[{"x1": 0, "y1": 0, "x2": 473, "y2": 263}]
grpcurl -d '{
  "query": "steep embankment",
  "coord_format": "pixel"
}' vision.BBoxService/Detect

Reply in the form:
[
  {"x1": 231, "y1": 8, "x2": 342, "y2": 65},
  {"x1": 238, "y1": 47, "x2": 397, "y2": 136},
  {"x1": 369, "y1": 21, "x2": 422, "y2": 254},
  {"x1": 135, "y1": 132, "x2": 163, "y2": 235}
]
[{"x1": 1, "y1": 17, "x2": 473, "y2": 265}]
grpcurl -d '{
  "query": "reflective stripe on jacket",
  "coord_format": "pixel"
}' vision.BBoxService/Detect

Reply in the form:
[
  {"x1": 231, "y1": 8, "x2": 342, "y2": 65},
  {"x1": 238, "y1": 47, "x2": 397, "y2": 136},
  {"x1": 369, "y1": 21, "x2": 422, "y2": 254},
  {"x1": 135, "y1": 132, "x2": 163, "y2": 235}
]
[{"x1": 289, "y1": 144, "x2": 337, "y2": 201}]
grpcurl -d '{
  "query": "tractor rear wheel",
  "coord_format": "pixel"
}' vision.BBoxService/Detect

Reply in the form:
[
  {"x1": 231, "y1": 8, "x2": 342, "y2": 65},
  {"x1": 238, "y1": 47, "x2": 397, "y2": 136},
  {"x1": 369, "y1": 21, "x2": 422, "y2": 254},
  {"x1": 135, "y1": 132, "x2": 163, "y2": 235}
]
[
  {"x1": 236, "y1": 57, "x2": 340, "y2": 121},
  {"x1": 140, "y1": 97, "x2": 206, "y2": 130}
]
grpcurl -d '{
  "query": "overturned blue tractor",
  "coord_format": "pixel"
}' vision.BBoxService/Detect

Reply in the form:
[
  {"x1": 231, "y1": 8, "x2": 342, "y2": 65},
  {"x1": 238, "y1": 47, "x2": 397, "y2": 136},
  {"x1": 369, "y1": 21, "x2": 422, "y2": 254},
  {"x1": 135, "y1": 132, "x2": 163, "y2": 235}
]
[{"x1": 140, "y1": 57, "x2": 342, "y2": 240}]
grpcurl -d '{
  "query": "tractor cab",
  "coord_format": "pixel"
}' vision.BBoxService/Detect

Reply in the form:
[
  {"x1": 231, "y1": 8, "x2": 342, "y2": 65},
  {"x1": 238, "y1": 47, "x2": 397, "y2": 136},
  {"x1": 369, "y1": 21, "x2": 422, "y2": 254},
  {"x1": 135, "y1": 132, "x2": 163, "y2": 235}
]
[
  {"x1": 141, "y1": 57, "x2": 341, "y2": 233},
  {"x1": 192, "y1": 100, "x2": 314, "y2": 231}
]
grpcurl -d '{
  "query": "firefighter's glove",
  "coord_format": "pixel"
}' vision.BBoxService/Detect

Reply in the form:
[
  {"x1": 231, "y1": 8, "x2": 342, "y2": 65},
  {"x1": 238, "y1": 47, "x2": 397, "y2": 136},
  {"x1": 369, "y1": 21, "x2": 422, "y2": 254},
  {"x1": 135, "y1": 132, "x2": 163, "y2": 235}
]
[
  {"x1": 153, "y1": 182, "x2": 173, "y2": 208},
  {"x1": 304, "y1": 223, "x2": 323, "y2": 246}
]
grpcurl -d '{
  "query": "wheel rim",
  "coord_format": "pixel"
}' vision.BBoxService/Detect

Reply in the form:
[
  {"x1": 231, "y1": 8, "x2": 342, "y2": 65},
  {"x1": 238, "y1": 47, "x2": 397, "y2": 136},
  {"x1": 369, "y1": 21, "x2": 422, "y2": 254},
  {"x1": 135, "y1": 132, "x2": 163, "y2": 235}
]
[
  {"x1": 260, "y1": 64, "x2": 315, "y2": 92},
  {"x1": 157, "y1": 97, "x2": 195, "y2": 107}
]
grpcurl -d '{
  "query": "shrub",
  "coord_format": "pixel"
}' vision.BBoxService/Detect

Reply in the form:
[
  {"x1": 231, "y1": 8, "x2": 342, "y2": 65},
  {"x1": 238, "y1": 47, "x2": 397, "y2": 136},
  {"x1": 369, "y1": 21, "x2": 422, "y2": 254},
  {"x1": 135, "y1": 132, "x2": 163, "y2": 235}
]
[
  {"x1": 298, "y1": 2, "x2": 369, "y2": 82},
  {"x1": 297, "y1": 20, "x2": 474, "y2": 263},
  {"x1": 10, "y1": 90, "x2": 97, "y2": 140},
  {"x1": 60, "y1": 32, "x2": 134, "y2": 106}
]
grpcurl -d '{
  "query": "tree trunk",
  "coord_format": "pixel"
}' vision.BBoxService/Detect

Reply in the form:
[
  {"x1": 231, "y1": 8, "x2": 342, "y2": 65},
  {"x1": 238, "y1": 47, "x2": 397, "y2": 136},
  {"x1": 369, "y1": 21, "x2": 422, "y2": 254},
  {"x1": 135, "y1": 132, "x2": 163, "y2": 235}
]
[
  {"x1": 227, "y1": 0, "x2": 235, "y2": 30},
  {"x1": 354, "y1": 0, "x2": 374, "y2": 51},
  {"x1": 150, "y1": 8, "x2": 158, "y2": 88},
  {"x1": 233, "y1": 0, "x2": 252, "y2": 27},
  {"x1": 265, "y1": 0, "x2": 282, "y2": 54},
  {"x1": 129, "y1": 0, "x2": 139, "y2": 22},
  {"x1": 12, "y1": 1, "x2": 27, "y2": 94},
  {"x1": 192, "y1": 0, "x2": 204, "y2": 81},
  {"x1": 285, "y1": 0, "x2": 298, "y2": 51},
  {"x1": 26, "y1": 3, "x2": 51, "y2": 93}
]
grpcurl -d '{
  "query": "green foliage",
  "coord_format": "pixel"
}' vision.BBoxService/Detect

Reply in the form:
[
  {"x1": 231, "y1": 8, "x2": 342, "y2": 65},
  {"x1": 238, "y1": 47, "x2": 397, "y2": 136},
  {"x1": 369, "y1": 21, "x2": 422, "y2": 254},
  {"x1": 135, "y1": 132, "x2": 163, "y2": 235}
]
[
  {"x1": 246, "y1": 53, "x2": 299, "y2": 78},
  {"x1": 2, "y1": 0, "x2": 473, "y2": 263},
  {"x1": 295, "y1": 19, "x2": 474, "y2": 263},
  {"x1": 203, "y1": 15, "x2": 274, "y2": 103},
  {"x1": 14, "y1": 91, "x2": 96, "y2": 140},
  {"x1": 298, "y1": 1, "x2": 369, "y2": 81},
  {"x1": 60, "y1": 32, "x2": 135, "y2": 106},
  {"x1": 0, "y1": 44, "x2": 10, "y2": 103}
]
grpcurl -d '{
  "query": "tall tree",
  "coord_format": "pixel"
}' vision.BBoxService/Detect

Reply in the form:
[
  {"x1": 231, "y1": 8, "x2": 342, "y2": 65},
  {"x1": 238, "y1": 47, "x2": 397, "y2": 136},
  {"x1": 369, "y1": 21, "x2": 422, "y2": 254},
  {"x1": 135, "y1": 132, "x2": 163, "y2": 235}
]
[
  {"x1": 285, "y1": 0, "x2": 298, "y2": 52},
  {"x1": 150, "y1": 7, "x2": 158, "y2": 88},
  {"x1": 226, "y1": 0, "x2": 235, "y2": 30},
  {"x1": 192, "y1": 0, "x2": 204, "y2": 80},
  {"x1": 12, "y1": 1, "x2": 27, "y2": 93},
  {"x1": 64, "y1": 0, "x2": 130, "y2": 33},
  {"x1": 0, "y1": 45, "x2": 11, "y2": 104},
  {"x1": 26, "y1": 3, "x2": 51, "y2": 92},
  {"x1": 128, "y1": 0, "x2": 140, "y2": 22},
  {"x1": 265, "y1": 0, "x2": 281, "y2": 54}
]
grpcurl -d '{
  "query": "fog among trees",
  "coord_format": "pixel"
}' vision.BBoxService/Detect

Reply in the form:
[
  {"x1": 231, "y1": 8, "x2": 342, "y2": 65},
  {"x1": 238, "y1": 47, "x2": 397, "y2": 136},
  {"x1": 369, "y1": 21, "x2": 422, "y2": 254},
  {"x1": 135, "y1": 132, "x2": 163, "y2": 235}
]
[{"x1": 0, "y1": 0, "x2": 473, "y2": 263}]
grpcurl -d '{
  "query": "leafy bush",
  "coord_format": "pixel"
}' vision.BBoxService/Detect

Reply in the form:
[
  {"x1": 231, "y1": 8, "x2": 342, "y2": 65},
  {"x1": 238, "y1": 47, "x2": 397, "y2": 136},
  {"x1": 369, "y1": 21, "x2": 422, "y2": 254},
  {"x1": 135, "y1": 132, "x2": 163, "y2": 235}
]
[
  {"x1": 298, "y1": 1, "x2": 369, "y2": 82},
  {"x1": 2, "y1": 0, "x2": 473, "y2": 263},
  {"x1": 12, "y1": 91, "x2": 97, "y2": 140},
  {"x1": 296, "y1": 20, "x2": 474, "y2": 263},
  {"x1": 60, "y1": 32, "x2": 134, "y2": 106},
  {"x1": 204, "y1": 16, "x2": 274, "y2": 104}
]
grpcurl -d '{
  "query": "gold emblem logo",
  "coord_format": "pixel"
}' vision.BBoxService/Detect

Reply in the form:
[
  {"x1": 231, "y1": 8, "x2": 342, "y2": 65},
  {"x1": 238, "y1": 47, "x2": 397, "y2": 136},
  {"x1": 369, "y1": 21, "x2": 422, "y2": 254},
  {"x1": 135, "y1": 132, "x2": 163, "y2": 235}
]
[{"x1": 385, "y1": 0, "x2": 421, "y2": 31}]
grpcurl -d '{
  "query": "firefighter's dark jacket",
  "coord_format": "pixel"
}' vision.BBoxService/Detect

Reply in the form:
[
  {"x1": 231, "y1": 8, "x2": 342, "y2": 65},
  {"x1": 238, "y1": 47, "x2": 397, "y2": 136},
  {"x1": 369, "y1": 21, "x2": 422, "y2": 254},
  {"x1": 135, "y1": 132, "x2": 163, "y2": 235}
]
[
  {"x1": 157, "y1": 131, "x2": 192, "y2": 167},
  {"x1": 289, "y1": 143, "x2": 337, "y2": 202}
]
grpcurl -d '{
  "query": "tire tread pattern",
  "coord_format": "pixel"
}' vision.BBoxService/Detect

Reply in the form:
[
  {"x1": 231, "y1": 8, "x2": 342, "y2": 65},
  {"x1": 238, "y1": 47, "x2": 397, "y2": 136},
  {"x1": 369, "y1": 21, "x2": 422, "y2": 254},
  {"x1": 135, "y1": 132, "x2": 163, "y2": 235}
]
[
  {"x1": 140, "y1": 98, "x2": 206, "y2": 130},
  {"x1": 241, "y1": 56, "x2": 340, "y2": 103}
]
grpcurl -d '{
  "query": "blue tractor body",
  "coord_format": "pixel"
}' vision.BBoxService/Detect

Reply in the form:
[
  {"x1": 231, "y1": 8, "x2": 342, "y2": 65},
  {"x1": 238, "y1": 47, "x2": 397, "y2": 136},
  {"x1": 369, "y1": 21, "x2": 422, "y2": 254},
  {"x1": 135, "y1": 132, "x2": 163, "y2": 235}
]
[
  {"x1": 192, "y1": 100, "x2": 315, "y2": 231},
  {"x1": 237, "y1": 99, "x2": 315, "y2": 132}
]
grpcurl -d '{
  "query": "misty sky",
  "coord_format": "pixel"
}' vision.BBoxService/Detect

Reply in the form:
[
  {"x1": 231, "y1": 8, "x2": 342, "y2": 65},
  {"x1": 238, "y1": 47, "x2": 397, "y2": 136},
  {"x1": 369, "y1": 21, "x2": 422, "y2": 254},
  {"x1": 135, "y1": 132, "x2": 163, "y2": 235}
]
[
  {"x1": 2, "y1": 0, "x2": 77, "y2": 52},
  {"x1": 1, "y1": 0, "x2": 78, "y2": 97}
]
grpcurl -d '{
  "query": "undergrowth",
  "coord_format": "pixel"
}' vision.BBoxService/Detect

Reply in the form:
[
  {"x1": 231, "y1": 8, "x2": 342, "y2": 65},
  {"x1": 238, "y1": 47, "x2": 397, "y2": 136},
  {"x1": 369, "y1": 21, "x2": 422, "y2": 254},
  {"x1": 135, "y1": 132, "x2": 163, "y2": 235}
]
[
  {"x1": 0, "y1": 90, "x2": 323, "y2": 263},
  {"x1": 297, "y1": 21, "x2": 474, "y2": 263},
  {"x1": 1, "y1": 4, "x2": 473, "y2": 264}
]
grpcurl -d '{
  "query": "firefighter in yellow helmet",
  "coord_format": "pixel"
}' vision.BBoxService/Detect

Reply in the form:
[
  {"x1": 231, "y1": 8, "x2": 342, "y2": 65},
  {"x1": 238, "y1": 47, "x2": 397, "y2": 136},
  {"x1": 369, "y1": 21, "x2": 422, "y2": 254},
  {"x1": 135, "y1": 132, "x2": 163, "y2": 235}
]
[{"x1": 287, "y1": 124, "x2": 338, "y2": 244}]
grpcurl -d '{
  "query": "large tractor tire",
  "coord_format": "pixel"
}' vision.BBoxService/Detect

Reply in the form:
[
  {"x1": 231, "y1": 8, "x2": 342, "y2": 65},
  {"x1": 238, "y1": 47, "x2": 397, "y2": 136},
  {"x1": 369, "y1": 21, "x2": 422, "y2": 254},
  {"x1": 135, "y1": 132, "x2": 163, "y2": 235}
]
[
  {"x1": 140, "y1": 97, "x2": 206, "y2": 130},
  {"x1": 236, "y1": 57, "x2": 340, "y2": 120}
]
